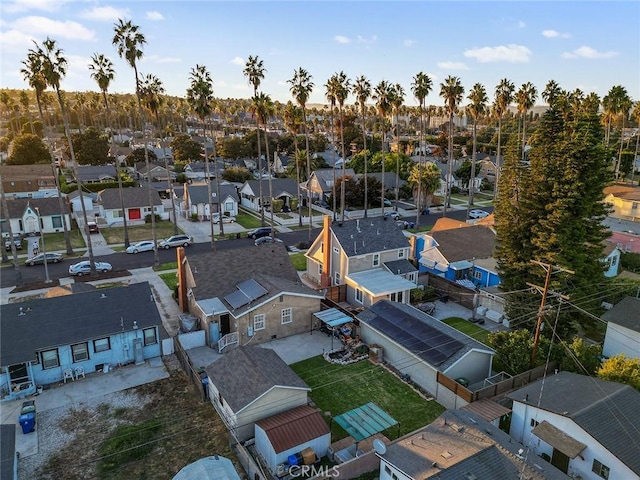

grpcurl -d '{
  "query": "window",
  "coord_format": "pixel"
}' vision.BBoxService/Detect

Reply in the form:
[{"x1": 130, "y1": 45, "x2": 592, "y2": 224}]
[
  {"x1": 41, "y1": 349, "x2": 59, "y2": 369},
  {"x1": 52, "y1": 216, "x2": 63, "y2": 228},
  {"x1": 473, "y1": 270, "x2": 482, "y2": 280},
  {"x1": 93, "y1": 338, "x2": 111, "y2": 353},
  {"x1": 254, "y1": 314, "x2": 265, "y2": 331},
  {"x1": 633, "y1": 202, "x2": 639, "y2": 210},
  {"x1": 318, "y1": 263, "x2": 323, "y2": 275},
  {"x1": 71, "y1": 343, "x2": 89, "y2": 363},
  {"x1": 592, "y1": 459, "x2": 610, "y2": 479},
  {"x1": 355, "y1": 289, "x2": 363, "y2": 304},
  {"x1": 398, "y1": 249, "x2": 404, "y2": 259},
  {"x1": 530, "y1": 418, "x2": 539, "y2": 428},
  {"x1": 143, "y1": 328, "x2": 157, "y2": 346},
  {"x1": 373, "y1": 254, "x2": 380, "y2": 267},
  {"x1": 225, "y1": 201, "x2": 234, "y2": 211},
  {"x1": 334, "y1": 272, "x2": 341, "y2": 285},
  {"x1": 384, "y1": 465, "x2": 391, "y2": 475},
  {"x1": 281, "y1": 308, "x2": 292, "y2": 324},
  {"x1": 113, "y1": 209, "x2": 123, "y2": 219}
]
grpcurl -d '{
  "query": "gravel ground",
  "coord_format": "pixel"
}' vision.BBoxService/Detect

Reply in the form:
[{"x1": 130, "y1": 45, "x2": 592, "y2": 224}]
[{"x1": 19, "y1": 389, "x2": 150, "y2": 480}]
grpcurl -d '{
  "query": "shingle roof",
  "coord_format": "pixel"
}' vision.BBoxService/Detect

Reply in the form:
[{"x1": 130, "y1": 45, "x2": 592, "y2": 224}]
[
  {"x1": 255, "y1": 405, "x2": 330, "y2": 454},
  {"x1": 204, "y1": 346, "x2": 309, "y2": 413},
  {"x1": 75, "y1": 165, "x2": 117, "y2": 182},
  {"x1": 331, "y1": 216, "x2": 410, "y2": 257},
  {"x1": 363, "y1": 172, "x2": 406, "y2": 190},
  {"x1": 2, "y1": 196, "x2": 70, "y2": 219},
  {"x1": 0, "y1": 282, "x2": 162, "y2": 366},
  {"x1": 430, "y1": 225, "x2": 495, "y2": 262},
  {"x1": 98, "y1": 187, "x2": 162, "y2": 209},
  {"x1": 245, "y1": 178, "x2": 299, "y2": 200},
  {"x1": 310, "y1": 168, "x2": 356, "y2": 192},
  {"x1": 383, "y1": 259, "x2": 417, "y2": 275},
  {"x1": 186, "y1": 244, "x2": 321, "y2": 316},
  {"x1": 601, "y1": 296, "x2": 640, "y2": 332},
  {"x1": 187, "y1": 183, "x2": 239, "y2": 205},
  {"x1": 506, "y1": 371, "x2": 640, "y2": 476}
]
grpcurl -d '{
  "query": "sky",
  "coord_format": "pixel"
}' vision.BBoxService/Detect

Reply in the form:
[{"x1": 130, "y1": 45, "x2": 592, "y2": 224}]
[{"x1": 1, "y1": 0, "x2": 638, "y2": 108}]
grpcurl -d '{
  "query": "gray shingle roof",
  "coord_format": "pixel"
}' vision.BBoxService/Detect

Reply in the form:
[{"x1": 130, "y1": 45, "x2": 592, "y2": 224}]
[
  {"x1": 430, "y1": 225, "x2": 495, "y2": 262},
  {"x1": 361, "y1": 172, "x2": 405, "y2": 191},
  {"x1": 383, "y1": 259, "x2": 417, "y2": 275},
  {"x1": 0, "y1": 282, "x2": 162, "y2": 366},
  {"x1": 245, "y1": 178, "x2": 299, "y2": 200},
  {"x1": 204, "y1": 346, "x2": 309, "y2": 412},
  {"x1": 506, "y1": 371, "x2": 640, "y2": 476},
  {"x1": 187, "y1": 183, "x2": 239, "y2": 205},
  {"x1": 98, "y1": 187, "x2": 162, "y2": 209},
  {"x1": 186, "y1": 244, "x2": 321, "y2": 316},
  {"x1": 601, "y1": 296, "x2": 640, "y2": 332},
  {"x1": 75, "y1": 165, "x2": 117, "y2": 182},
  {"x1": 310, "y1": 168, "x2": 356, "y2": 192},
  {"x1": 332, "y1": 216, "x2": 410, "y2": 257},
  {"x1": 2, "y1": 196, "x2": 70, "y2": 219}
]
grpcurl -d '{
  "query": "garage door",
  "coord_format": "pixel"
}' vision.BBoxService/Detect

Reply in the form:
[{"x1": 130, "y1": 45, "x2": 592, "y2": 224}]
[{"x1": 129, "y1": 208, "x2": 141, "y2": 220}]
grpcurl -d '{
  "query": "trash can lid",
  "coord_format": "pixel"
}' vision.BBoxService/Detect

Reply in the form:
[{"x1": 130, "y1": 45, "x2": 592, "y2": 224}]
[{"x1": 19, "y1": 412, "x2": 35, "y2": 421}]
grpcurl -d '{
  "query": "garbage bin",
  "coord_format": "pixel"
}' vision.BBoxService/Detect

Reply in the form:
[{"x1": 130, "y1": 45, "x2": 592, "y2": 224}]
[
  {"x1": 19, "y1": 412, "x2": 35, "y2": 434},
  {"x1": 236, "y1": 233, "x2": 241, "y2": 239}
]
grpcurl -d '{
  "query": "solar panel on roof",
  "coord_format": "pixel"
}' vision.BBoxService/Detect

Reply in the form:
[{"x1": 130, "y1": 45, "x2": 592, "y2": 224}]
[
  {"x1": 224, "y1": 290, "x2": 251, "y2": 310},
  {"x1": 237, "y1": 279, "x2": 267, "y2": 300}
]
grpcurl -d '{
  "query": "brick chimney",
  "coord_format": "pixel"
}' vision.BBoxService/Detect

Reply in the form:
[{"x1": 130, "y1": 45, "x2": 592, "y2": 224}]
[
  {"x1": 176, "y1": 246, "x2": 189, "y2": 312},
  {"x1": 320, "y1": 215, "x2": 332, "y2": 287}
]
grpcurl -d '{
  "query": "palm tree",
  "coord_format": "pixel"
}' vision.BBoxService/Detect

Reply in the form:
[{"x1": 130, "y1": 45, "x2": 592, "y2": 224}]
[
  {"x1": 515, "y1": 82, "x2": 537, "y2": 161},
  {"x1": 611, "y1": 86, "x2": 632, "y2": 179},
  {"x1": 32, "y1": 38, "x2": 97, "y2": 273},
  {"x1": 21, "y1": 49, "x2": 74, "y2": 255},
  {"x1": 1, "y1": 181, "x2": 22, "y2": 284},
  {"x1": 373, "y1": 80, "x2": 393, "y2": 215},
  {"x1": 439, "y1": 75, "x2": 465, "y2": 216},
  {"x1": 542, "y1": 79, "x2": 562, "y2": 108},
  {"x1": 466, "y1": 83, "x2": 488, "y2": 213},
  {"x1": 288, "y1": 68, "x2": 314, "y2": 242},
  {"x1": 352, "y1": 75, "x2": 372, "y2": 218},
  {"x1": 252, "y1": 93, "x2": 277, "y2": 239},
  {"x1": 112, "y1": 19, "x2": 160, "y2": 266},
  {"x1": 408, "y1": 161, "x2": 441, "y2": 216},
  {"x1": 411, "y1": 72, "x2": 432, "y2": 226},
  {"x1": 390, "y1": 83, "x2": 405, "y2": 212},
  {"x1": 324, "y1": 74, "x2": 339, "y2": 220},
  {"x1": 492, "y1": 78, "x2": 515, "y2": 200},
  {"x1": 187, "y1": 65, "x2": 216, "y2": 250},
  {"x1": 632, "y1": 101, "x2": 640, "y2": 185},
  {"x1": 335, "y1": 72, "x2": 351, "y2": 223},
  {"x1": 243, "y1": 56, "x2": 267, "y2": 226},
  {"x1": 19, "y1": 91, "x2": 35, "y2": 134},
  {"x1": 89, "y1": 52, "x2": 132, "y2": 246},
  {"x1": 283, "y1": 101, "x2": 304, "y2": 226}
]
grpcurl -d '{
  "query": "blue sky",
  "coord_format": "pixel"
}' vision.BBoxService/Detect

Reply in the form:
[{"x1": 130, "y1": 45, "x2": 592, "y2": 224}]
[{"x1": 1, "y1": 1, "x2": 638, "y2": 107}]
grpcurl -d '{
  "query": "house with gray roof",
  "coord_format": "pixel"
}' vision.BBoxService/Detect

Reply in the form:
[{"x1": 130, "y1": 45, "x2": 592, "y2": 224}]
[
  {"x1": 204, "y1": 346, "x2": 310, "y2": 441},
  {"x1": 239, "y1": 178, "x2": 299, "y2": 212},
  {"x1": 177, "y1": 244, "x2": 323, "y2": 350},
  {"x1": 134, "y1": 161, "x2": 173, "y2": 183},
  {"x1": 96, "y1": 187, "x2": 166, "y2": 225},
  {"x1": 306, "y1": 215, "x2": 417, "y2": 307},
  {"x1": 304, "y1": 168, "x2": 356, "y2": 204},
  {"x1": 359, "y1": 171, "x2": 407, "y2": 195},
  {"x1": 602, "y1": 296, "x2": 640, "y2": 359},
  {"x1": 378, "y1": 409, "x2": 571, "y2": 480},
  {"x1": 357, "y1": 300, "x2": 494, "y2": 409},
  {"x1": 74, "y1": 165, "x2": 117, "y2": 183},
  {"x1": 0, "y1": 196, "x2": 71, "y2": 236},
  {"x1": 181, "y1": 182, "x2": 239, "y2": 220},
  {"x1": 0, "y1": 164, "x2": 58, "y2": 199},
  {"x1": 507, "y1": 371, "x2": 640, "y2": 480},
  {"x1": 0, "y1": 282, "x2": 163, "y2": 402}
]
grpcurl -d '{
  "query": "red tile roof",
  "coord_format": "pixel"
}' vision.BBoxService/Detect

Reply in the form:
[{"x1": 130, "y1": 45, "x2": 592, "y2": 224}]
[{"x1": 255, "y1": 405, "x2": 329, "y2": 454}]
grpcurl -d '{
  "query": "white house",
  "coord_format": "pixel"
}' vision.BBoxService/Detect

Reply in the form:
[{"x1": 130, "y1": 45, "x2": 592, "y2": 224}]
[
  {"x1": 1, "y1": 197, "x2": 71, "y2": 236},
  {"x1": 507, "y1": 371, "x2": 640, "y2": 480},
  {"x1": 96, "y1": 187, "x2": 166, "y2": 225},
  {"x1": 602, "y1": 296, "x2": 640, "y2": 359},
  {"x1": 180, "y1": 182, "x2": 239, "y2": 220}
]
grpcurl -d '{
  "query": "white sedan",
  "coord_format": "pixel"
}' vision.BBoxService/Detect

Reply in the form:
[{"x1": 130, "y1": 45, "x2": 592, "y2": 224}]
[
  {"x1": 468, "y1": 209, "x2": 489, "y2": 219},
  {"x1": 126, "y1": 241, "x2": 156, "y2": 254}
]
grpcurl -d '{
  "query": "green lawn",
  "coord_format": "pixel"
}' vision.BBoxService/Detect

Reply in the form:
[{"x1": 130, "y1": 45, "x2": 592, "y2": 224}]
[
  {"x1": 291, "y1": 356, "x2": 445, "y2": 441},
  {"x1": 235, "y1": 212, "x2": 267, "y2": 229},
  {"x1": 441, "y1": 317, "x2": 491, "y2": 345},
  {"x1": 159, "y1": 272, "x2": 178, "y2": 291},
  {"x1": 289, "y1": 253, "x2": 307, "y2": 271},
  {"x1": 153, "y1": 262, "x2": 178, "y2": 272},
  {"x1": 101, "y1": 222, "x2": 182, "y2": 245},
  {"x1": 41, "y1": 230, "x2": 86, "y2": 252}
]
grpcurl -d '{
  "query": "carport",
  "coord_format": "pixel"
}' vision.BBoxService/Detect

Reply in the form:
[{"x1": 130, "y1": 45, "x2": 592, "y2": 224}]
[{"x1": 313, "y1": 308, "x2": 353, "y2": 350}]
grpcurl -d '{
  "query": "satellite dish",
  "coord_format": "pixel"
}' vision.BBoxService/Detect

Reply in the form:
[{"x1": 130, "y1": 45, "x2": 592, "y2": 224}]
[{"x1": 373, "y1": 439, "x2": 387, "y2": 455}]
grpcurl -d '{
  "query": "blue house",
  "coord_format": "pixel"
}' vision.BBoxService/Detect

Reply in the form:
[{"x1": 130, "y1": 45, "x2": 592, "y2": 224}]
[
  {"x1": 0, "y1": 282, "x2": 162, "y2": 402},
  {"x1": 414, "y1": 220, "x2": 499, "y2": 288}
]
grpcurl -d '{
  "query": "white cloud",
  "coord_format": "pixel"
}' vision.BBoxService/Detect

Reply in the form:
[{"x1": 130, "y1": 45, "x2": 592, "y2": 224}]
[
  {"x1": 142, "y1": 55, "x2": 181, "y2": 64},
  {"x1": 357, "y1": 35, "x2": 377, "y2": 45},
  {"x1": 334, "y1": 35, "x2": 351, "y2": 44},
  {"x1": 437, "y1": 61, "x2": 469, "y2": 70},
  {"x1": 517, "y1": 20, "x2": 526, "y2": 28},
  {"x1": 542, "y1": 29, "x2": 571, "y2": 38},
  {"x1": 231, "y1": 83, "x2": 251, "y2": 91},
  {"x1": 230, "y1": 56, "x2": 244, "y2": 66},
  {"x1": 464, "y1": 44, "x2": 531, "y2": 63},
  {"x1": 2, "y1": 0, "x2": 68, "y2": 14},
  {"x1": 403, "y1": 39, "x2": 416, "y2": 47},
  {"x1": 79, "y1": 6, "x2": 129, "y2": 21},
  {"x1": 0, "y1": 29, "x2": 34, "y2": 52},
  {"x1": 562, "y1": 46, "x2": 618, "y2": 59},
  {"x1": 146, "y1": 11, "x2": 164, "y2": 21},
  {"x1": 10, "y1": 16, "x2": 95, "y2": 41}
]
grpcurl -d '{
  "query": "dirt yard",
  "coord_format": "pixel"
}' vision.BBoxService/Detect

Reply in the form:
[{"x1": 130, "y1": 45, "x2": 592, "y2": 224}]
[{"x1": 20, "y1": 356, "x2": 247, "y2": 479}]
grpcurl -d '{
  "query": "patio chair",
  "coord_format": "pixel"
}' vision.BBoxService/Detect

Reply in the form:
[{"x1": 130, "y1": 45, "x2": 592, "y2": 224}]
[
  {"x1": 75, "y1": 366, "x2": 85, "y2": 380},
  {"x1": 63, "y1": 368, "x2": 75, "y2": 383}
]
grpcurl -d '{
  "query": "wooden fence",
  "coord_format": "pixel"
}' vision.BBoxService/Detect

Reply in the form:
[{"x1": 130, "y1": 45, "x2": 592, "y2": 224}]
[
  {"x1": 419, "y1": 273, "x2": 476, "y2": 309},
  {"x1": 172, "y1": 336, "x2": 205, "y2": 400},
  {"x1": 471, "y1": 362, "x2": 557, "y2": 401}
]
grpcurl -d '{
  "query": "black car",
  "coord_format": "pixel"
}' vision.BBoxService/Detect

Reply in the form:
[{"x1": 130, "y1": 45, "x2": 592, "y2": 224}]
[{"x1": 247, "y1": 227, "x2": 273, "y2": 239}]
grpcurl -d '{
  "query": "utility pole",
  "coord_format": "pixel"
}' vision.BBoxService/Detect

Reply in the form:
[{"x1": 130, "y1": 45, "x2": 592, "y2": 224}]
[{"x1": 526, "y1": 260, "x2": 574, "y2": 366}]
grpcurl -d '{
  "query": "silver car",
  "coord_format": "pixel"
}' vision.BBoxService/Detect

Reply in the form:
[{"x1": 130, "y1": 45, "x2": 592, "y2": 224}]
[
  {"x1": 158, "y1": 235, "x2": 192, "y2": 249},
  {"x1": 68, "y1": 261, "x2": 112, "y2": 276},
  {"x1": 126, "y1": 240, "x2": 156, "y2": 254}
]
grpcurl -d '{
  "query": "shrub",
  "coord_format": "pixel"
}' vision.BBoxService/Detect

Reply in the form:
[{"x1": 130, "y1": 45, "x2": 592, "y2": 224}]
[
  {"x1": 190, "y1": 213, "x2": 199, "y2": 222},
  {"x1": 410, "y1": 288, "x2": 425, "y2": 303},
  {"x1": 144, "y1": 214, "x2": 161, "y2": 224},
  {"x1": 272, "y1": 199, "x2": 284, "y2": 213}
]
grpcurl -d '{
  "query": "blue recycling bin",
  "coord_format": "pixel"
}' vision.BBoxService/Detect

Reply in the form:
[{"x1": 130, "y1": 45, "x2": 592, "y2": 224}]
[{"x1": 19, "y1": 412, "x2": 35, "y2": 434}]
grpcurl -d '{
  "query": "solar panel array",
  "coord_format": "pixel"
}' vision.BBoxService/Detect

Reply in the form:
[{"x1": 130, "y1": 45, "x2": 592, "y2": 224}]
[
  {"x1": 368, "y1": 302, "x2": 464, "y2": 367},
  {"x1": 223, "y1": 279, "x2": 268, "y2": 310}
]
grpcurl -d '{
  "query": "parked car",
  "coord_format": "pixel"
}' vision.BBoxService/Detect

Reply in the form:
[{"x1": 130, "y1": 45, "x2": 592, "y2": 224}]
[
  {"x1": 68, "y1": 261, "x2": 112, "y2": 276},
  {"x1": 25, "y1": 252, "x2": 63, "y2": 266},
  {"x1": 247, "y1": 227, "x2": 273, "y2": 239},
  {"x1": 254, "y1": 236, "x2": 283, "y2": 246},
  {"x1": 384, "y1": 211, "x2": 401, "y2": 221},
  {"x1": 383, "y1": 199, "x2": 392, "y2": 207},
  {"x1": 126, "y1": 240, "x2": 156, "y2": 254},
  {"x1": 4, "y1": 234, "x2": 22, "y2": 251},
  {"x1": 468, "y1": 209, "x2": 489, "y2": 219},
  {"x1": 212, "y1": 213, "x2": 236, "y2": 224},
  {"x1": 158, "y1": 234, "x2": 192, "y2": 249},
  {"x1": 87, "y1": 221, "x2": 100, "y2": 233}
]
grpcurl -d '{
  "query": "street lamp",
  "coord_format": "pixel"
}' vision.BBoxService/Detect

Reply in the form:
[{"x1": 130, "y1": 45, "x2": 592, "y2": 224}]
[{"x1": 34, "y1": 207, "x2": 51, "y2": 284}]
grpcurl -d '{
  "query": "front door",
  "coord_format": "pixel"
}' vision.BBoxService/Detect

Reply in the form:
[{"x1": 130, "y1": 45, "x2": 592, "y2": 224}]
[
  {"x1": 551, "y1": 449, "x2": 569, "y2": 474},
  {"x1": 220, "y1": 314, "x2": 230, "y2": 336}
]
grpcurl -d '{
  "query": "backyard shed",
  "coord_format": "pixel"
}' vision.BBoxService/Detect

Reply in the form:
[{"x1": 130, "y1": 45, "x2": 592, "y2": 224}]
[
  {"x1": 173, "y1": 455, "x2": 240, "y2": 480},
  {"x1": 254, "y1": 405, "x2": 331, "y2": 474}
]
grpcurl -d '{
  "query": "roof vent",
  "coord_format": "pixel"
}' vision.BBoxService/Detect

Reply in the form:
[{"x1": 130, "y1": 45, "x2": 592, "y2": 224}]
[
  {"x1": 19, "y1": 307, "x2": 26, "y2": 316},
  {"x1": 100, "y1": 293, "x2": 107, "y2": 299}
]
